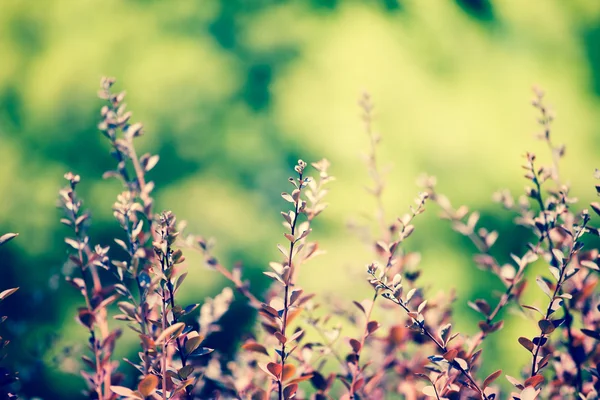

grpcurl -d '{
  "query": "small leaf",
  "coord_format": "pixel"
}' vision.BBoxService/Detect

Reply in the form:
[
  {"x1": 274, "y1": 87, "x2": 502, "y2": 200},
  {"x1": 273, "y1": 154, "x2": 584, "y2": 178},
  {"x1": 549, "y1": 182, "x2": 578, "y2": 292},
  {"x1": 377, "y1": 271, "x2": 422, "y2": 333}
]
[
  {"x1": 454, "y1": 357, "x2": 468, "y2": 370},
  {"x1": 443, "y1": 349, "x2": 458, "y2": 361},
  {"x1": 283, "y1": 383, "x2": 298, "y2": 399},
  {"x1": 422, "y1": 385, "x2": 437, "y2": 397},
  {"x1": 535, "y1": 277, "x2": 552, "y2": 298},
  {"x1": 520, "y1": 386, "x2": 540, "y2": 400},
  {"x1": 483, "y1": 370, "x2": 502, "y2": 389},
  {"x1": 185, "y1": 336, "x2": 204, "y2": 355},
  {"x1": 282, "y1": 364, "x2": 296, "y2": 381},
  {"x1": 524, "y1": 374, "x2": 544, "y2": 388},
  {"x1": 405, "y1": 288, "x2": 417, "y2": 303},
  {"x1": 581, "y1": 328, "x2": 600, "y2": 340},
  {"x1": 242, "y1": 341, "x2": 270, "y2": 356},
  {"x1": 439, "y1": 323, "x2": 452, "y2": 344},
  {"x1": 0, "y1": 287, "x2": 18, "y2": 301},
  {"x1": 366, "y1": 321, "x2": 380, "y2": 335},
  {"x1": 0, "y1": 233, "x2": 18, "y2": 246},
  {"x1": 110, "y1": 386, "x2": 136, "y2": 397},
  {"x1": 144, "y1": 155, "x2": 160, "y2": 172},
  {"x1": 352, "y1": 301, "x2": 366, "y2": 315},
  {"x1": 281, "y1": 193, "x2": 294, "y2": 203},
  {"x1": 138, "y1": 375, "x2": 158, "y2": 396},
  {"x1": 349, "y1": 338, "x2": 362, "y2": 353},
  {"x1": 538, "y1": 319, "x2": 555, "y2": 335},
  {"x1": 155, "y1": 322, "x2": 185, "y2": 344},
  {"x1": 518, "y1": 337, "x2": 534, "y2": 353},
  {"x1": 267, "y1": 362, "x2": 283, "y2": 379},
  {"x1": 188, "y1": 347, "x2": 214, "y2": 357}
]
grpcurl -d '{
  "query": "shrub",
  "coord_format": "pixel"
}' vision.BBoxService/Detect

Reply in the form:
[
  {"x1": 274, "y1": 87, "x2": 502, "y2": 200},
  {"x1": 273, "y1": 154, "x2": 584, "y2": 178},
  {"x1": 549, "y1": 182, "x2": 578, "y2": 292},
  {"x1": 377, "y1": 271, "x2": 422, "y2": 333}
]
[{"x1": 4, "y1": 78, "x2": 600, "y2": 399}]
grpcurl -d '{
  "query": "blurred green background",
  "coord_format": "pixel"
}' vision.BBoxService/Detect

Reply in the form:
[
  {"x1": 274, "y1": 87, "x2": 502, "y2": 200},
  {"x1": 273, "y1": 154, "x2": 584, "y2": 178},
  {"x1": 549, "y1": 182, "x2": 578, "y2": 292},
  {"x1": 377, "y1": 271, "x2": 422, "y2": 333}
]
[{"x1": 1, "y1": 0, "x2": 600, "y2": 398}]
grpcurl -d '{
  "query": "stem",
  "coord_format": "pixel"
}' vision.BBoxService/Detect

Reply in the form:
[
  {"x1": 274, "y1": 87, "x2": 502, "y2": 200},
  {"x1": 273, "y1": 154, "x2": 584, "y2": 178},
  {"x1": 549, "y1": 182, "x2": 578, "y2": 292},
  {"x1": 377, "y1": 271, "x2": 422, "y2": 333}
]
[
  {"x1": 278, "y1": 177, "x2": 303, "y2": 400},
  {"x1": 70, "y1": 205, "x2": 106, "y2": 400},
  {"x1": 166, "y1": 275, "x2": 193, "y2": 400},
  {"x1": 527, "y1": 167, "x2": 585, "y2": 391},
  {"x1": 161, "y1": 289, "x2": 168, "y2": 400},
  {"x1": 349, "y1": 292, "x2": 378, "y2": 399}
]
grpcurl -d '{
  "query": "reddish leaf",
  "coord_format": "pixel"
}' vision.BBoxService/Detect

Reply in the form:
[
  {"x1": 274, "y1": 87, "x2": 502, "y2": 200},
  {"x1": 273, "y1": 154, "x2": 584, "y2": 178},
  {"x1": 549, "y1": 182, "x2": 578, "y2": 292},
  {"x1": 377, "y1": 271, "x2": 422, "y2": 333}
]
[
  {"x1": 267, "y1": 362, "x2": 282, "y2": 379},
  {"x1": 138, "y1": 374, "x2": 158, "y2": 396},
  {"x1": 282, "y1": 364, "x2": 296, "y2": 381},
  {"x1": 483, "y1": 369, "x2": 502, "y2": 389},
  {"x1": 524, "y1": 375, "x2": 544, "y2": 388},
  {"x1": 283, "y1": 383, "x2": 298, "y2": 399},
  {"x1": 518, "y1": 337, "x2": 534, "y2": 353},
  {"x1": 241, "y1": 341, "x2": 269, "y2": 356},
  {"x1": 349, "y1": 338, "x2": 362, "y2": 353},
  {"x1": 366, "y1": 321, "x2": 380, "y2": 335}
]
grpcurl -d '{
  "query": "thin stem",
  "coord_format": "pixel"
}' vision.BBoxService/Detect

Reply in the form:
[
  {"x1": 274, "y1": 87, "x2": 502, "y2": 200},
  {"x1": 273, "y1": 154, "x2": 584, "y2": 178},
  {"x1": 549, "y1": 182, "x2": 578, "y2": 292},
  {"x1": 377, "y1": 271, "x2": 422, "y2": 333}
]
[
  {"x1": 349, "y1": 292, "x2": 378, "y2": 399},
  {"x1": 279, "y1": 175, "x2": 303, "y2": 400},
  {"x1": 70, "y1": 203, "x2": 106, "y2": 400},
  {"x1": 166, "y1": 275, "x2": 193, "y2": 400},
  {"x1": 527, "y1": 162, "x2": 585, "y2": 391},
  {"x1": 161, "y1": 288, "x2": 168, "y2": 400}
]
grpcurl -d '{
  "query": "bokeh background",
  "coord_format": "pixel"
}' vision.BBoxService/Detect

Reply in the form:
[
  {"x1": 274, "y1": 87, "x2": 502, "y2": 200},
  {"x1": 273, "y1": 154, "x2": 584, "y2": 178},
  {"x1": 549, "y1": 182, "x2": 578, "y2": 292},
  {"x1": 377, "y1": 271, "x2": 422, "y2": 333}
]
[{"x1": 1, "y1": 0, "x2": 600, "y2": 398}]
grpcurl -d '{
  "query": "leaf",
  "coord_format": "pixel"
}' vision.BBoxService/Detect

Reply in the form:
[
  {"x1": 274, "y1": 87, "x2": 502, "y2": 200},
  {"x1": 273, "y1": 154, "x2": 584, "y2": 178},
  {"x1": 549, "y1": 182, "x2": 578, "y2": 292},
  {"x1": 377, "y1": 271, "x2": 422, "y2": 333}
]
[
  {"x1": 155, "y1": 322, "x2": 185, "y2": 344},
  {"x1": 185, "y1": 336, "x2": 204, "y2": 355},
  {"x1": 505, "y1": 375, "x2": 523, "y2": 390},
  {"x1": 242, "y1": 341, "x2": 270, "y2": 356},
  {"x1": 290, "y1": 289, "x2": 303, "y2": 306},
  {"x1": 144, "y1": 155, "x2": 160, "y2": 172},
  {"x1": 581, "y1": 328, "x2": 600, "y2": 340},
  {"x1": 352, "y1": 301, "x2": 366, "y2": 315},
  {"x1": 138, "y1": 375, "x2": 158, "y2": 397},
  {"x1": 590, "y1": 202, "x2": 600, "y2": 216},
  {"x1": 520, "y1": 386, "x2": 540, "y2": 400},
  {"x1": 64, "y1": 238, "x2": 81, "y2": 250},
  {"x1": 281, "y1": 193, "x2": 294, "y2": 203},
  {"x1": 422, "y1": 385, "x2": 437, "y2": 397},
  {"x1": 454, "y1": 357, "x2": 468, "y2": 370},
  {"x1": 538, "y1": 319, "x2": 555, "y2": 335},
  {"x1": 110, "y1": 386, "x2": 136, "y2": 397},
  {"x1": 264, "y1": 271, "x2": 285, "y2": 285},
  {"x1": 179, "y1": 365, "x2": 194, "y2": 379},
  {"x1": 518, "y1": 337, "x2": 534, "y2": 353},
  {"x1": 580, "y1": 260, "x2": 599, "y2": 270},
  {"x1": 551, "y1": 249, "x2": 564, "y2": 264},
  {"x1": 188, "y1": 347, "x2": 214, "y2": 357},
  {"x1": 283, "y1": 383, "x2": 298, "y2": 400},
  {"x1": 483, "y1": 369, "x2": 502, "y2": 389},
  {"x1": 267, "y1": 362, "x2": 282, "y2": 379},
  {"x1": 366, "y1": 320, "x2": 380, "y2": 335},
  {"x1": 443, "y1": 349, "x2": 458, "y2": 361},
  {"x1": 535, "y1": 277, "x2": 552, "y2": 298},
  {"x1": 439, "y1": 323, "x2": 452, "y2": 344},
  {"x1": 349, "y1": 338, "x2": 362, "y2": 353},
  {"x1": 405, "y1": 288, "x2": 417, "y2": 303},
  {"x1": 0, "y1": 287, "x2": 18, "y2": 301},
  {"x1": 282, "y1": 364, "x2": 296, "y2": 381},
  {"x1": 524, "y1": 374, "x2": 544, "y2": 388},
  {"x1": 0, "y1": 233, "x2": 18, "y2": 246}
]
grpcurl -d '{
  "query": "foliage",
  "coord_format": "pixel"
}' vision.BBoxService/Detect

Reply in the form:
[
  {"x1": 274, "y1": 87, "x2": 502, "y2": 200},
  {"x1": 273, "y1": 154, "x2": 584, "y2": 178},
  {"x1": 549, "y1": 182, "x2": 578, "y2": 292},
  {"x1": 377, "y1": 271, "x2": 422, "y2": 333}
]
[
  {"x1": 0, "y1": 232, "x2": 19, "y2": 399},
  {"x1": 2, "y1": 78, "x2": 592, "y2": 399}
]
